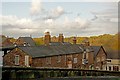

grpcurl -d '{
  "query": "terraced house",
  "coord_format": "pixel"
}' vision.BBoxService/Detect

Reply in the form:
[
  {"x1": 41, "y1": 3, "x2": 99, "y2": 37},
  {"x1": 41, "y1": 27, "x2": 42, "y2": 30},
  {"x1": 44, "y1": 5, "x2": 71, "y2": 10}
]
[{"x1": 3, "y1": 32, "x2": 107, "y2": 70}]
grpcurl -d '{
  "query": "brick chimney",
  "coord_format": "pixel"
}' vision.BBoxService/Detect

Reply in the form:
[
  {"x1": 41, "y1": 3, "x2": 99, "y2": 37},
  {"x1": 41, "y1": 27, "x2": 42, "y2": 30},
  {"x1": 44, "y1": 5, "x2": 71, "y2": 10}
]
[
  {"x1": 73, "y1": 37, "x2": 77, "y2": 44},
  {"x1": 82, "y1": 38, "x2": 90, "y2": 47},
  {"x1": 84, "y1": 40, "x2": 90, "y2": 46},
  {"x1": 44, "y1": 32, "x2": 51, "y2": 45},
  {"x1": 58, "y1": 33, "x2": 64, "y2": 43}
]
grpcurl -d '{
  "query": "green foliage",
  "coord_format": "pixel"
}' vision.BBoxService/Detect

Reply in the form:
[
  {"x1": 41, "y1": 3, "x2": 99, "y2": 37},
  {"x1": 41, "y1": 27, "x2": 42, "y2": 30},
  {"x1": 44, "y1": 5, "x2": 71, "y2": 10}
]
[{"x1": 33, "y1": 37, "x2": 44, "y2": 45}]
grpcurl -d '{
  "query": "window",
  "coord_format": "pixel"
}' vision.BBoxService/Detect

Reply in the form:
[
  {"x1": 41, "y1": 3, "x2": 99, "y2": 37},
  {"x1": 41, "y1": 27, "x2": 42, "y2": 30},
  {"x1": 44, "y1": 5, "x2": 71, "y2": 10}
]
[
  {"x1": 57, "y1": 56, "x2": 61, "y2": 63},
  {"x1": 113, "y1": 66, "x2": 119, "y2": 71},
  {"x1": 15, "y1": 55, "x2": 19, "y2": 65},
  {"x1": 25, "y1": 55, "x2": 29, "y2": 67},
  {"x1": 82, "y1": 53, "x2": 85, "y2": 59},
  {"x1": 106, "y1": 60, "x2": 111, "y2": 63},
  {"x1": 101, "y1": 56, "x2": 105, "y2": 61},
  {"x1": 46, "y1": 57, "x2": 51, "y2": 64},
  {"x1": 83, "y1": 51, "x2": 86, "y2": 59},
  {"x1": 106, "y1": 66, "x2": 107, "y2": 70},
  {"x1": 73, "y1": 58, "x2": 77, "y2": 63},
  {"x1": 96, "y1": 57, "x2": 100, "y2": 62},
  {"x1": 109, "y1": 66, "x2": 111, "y2": 71},
  {"x1": 86, "y1": 53, "x2": 88, "y2": 59}
]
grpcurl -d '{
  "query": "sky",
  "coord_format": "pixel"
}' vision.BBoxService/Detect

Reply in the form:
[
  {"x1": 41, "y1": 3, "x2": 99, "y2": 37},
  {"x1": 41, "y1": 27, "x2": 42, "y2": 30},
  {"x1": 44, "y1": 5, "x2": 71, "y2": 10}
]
[{"x1": 0, "y1": 0, "x2": 119, "y2": 38}]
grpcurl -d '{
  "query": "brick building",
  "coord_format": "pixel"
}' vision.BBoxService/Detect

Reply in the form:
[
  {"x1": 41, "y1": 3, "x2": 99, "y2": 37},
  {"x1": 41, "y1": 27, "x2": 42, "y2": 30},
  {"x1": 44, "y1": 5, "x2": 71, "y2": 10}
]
[
  {"x1": 3, "y1": 32, "x2": 107, "y2": 70},
  {"x1": 15, "y1": 37, "x2": 36, "y2": 46}
]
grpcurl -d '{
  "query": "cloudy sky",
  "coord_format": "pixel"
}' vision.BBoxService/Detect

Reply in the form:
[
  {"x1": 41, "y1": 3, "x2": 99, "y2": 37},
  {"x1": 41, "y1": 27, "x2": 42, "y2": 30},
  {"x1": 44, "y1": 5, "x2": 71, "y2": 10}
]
[{"x1": 0, "y1": 0, "x2": 118, "y2": 38}]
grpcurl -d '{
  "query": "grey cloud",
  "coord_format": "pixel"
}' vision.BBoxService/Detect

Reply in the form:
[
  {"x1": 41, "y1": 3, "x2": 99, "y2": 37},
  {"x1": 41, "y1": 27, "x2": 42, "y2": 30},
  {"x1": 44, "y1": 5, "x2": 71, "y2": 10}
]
[{"x1": 90, "y1": 6, "x2": 118, "y2": 22}]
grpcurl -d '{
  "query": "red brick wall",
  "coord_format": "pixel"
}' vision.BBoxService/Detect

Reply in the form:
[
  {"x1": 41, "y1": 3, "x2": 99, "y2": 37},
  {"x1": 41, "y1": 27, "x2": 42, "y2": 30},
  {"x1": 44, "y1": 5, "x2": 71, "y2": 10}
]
[
  {"x1": 32, "y1": 53, "x2": 83, "y2": 69},
  {"x1": 80, "y1": 52, "x2": 94, "y2": 69},
  {"x1": 94, "y1": 47, "x2": 107, "y2": 70},
  {"x1": 72, "y1": 54, "x2": 82, "y2": 68},
  {"x1": 3, "y1": 47, "x2": 98, "y2": 69},
  {"x1": 32, "y1": 58, "x2": 42, "y2": 67},
  {"x1": 3, "y1": 48, "x2": 32, "y2": 67},
  {"x1": 15, "y1": 38, "x2": 25, "y2": 46},
  {"x1": 32, "y1": 55, "x2": 67, "y2": 68}
]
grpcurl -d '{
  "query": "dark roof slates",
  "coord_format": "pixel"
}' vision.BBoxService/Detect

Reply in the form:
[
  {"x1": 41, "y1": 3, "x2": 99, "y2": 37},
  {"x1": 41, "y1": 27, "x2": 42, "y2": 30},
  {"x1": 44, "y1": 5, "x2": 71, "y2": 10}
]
[{"x1": 18, "y1": 45, "x2": 83, "y2": 58}]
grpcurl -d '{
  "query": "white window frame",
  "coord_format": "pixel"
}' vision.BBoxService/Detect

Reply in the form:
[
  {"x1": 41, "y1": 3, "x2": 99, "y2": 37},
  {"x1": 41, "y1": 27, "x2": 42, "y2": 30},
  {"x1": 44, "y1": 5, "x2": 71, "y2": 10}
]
[
  {"x1": 25, "y1": 55, "x2": 29, "y2": 67},
  {"x1": 15, "y1": 55, "x2": 19, "y2": 65},
  {"x1": 73, "y1": 58, "x2": 77, "y2": 63}
]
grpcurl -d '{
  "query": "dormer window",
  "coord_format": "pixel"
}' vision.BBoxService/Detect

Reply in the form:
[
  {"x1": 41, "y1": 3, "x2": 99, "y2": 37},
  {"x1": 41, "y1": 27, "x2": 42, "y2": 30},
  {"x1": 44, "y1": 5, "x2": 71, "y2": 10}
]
[
  {"x1": 28, "y1": 43, "x2": 31, "y2": 46},
  {"x1": 23, "y1": 42, "x2": 26, "y2": 46}
]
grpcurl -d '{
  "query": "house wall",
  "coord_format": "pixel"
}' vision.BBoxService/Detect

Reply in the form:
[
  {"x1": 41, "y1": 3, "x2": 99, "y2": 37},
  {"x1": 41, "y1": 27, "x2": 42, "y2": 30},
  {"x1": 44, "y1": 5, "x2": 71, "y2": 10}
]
[
  {"x1": 86, "y1": 52, "x2": 94, "y2": 69},
  {"x1": 3, "y1": 48, "x2": 95, "y2": 69},
  {"x1": 15, "y1": 38, "x2": 25, "y2": 46},
  {"x1": 106, "y1": 59, "x2": 120, "y2": 71},
  {"x1": 72, "y1": 54, "x2": 82, "y2": 68},
  {"x1": 3, "y1": 48, "x2": 32, "y2": 67},
  {"x1": 94, "y1": 47, "x2": 107, "y2": 70},
  {"x1": 31, "y1": 53, "x2": 95, "y2": 69}
]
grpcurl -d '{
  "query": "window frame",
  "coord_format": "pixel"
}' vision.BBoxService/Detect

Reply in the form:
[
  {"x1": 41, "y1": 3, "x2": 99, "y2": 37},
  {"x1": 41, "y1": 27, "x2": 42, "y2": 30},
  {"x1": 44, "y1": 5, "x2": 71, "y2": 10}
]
[
  {"x1": 25, "y1": 55, "x2": 29, "y2": 67},
  {"x1": 15, "y1": 55, "x2": 19, "y2": 65},
  {"x1": 96, "y1": 57, "x2": 100, "y2": 62},
  {"x1": 73, "y1": 57, "x2": 77, "y2": 63},
  {"x1": 57, "y1": 55, "x2": 61, "y2": 63}
]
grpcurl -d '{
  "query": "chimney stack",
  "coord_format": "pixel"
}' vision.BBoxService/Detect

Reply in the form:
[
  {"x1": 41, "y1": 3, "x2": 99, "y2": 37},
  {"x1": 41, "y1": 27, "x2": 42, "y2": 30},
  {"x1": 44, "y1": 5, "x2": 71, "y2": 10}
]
[
  {"x1": 73, "y1": 37, "x2": 77, "y2": 44},
  {"x1": 44, "y1": 32, "x2": 51, "y2": 45},
  {"x1": 58, "y1": 33, "x2": 64, "y2": 43},
  {"x1": 85, "y1": 41, "x2": 90, "y2": 46},
  {"x1": 84, "y1": 38, "x2": 90, "y2": 46}
]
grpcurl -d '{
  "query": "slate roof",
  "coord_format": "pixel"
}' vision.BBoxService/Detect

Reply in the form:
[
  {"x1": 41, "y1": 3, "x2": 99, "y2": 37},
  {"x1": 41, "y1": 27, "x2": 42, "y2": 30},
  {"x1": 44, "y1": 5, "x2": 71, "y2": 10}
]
[
  {"x1": 0, "y1": 46, "x2": 15, "y2": 51},
  {"x1": 18, "y1": 44, "x2": 83, "y2": 58},
  {"x1": 49, "y1": 42, "x2": 71, "y2": 46},
  {"x1": 18, "y1": 37, "x2": 36, "y2": 46},
  {"x1": 107, "y1": 51, "x2": 120, "y2": 59},
  {"x1": 77, "y1": 45, "x2": 102, "y2": 58},
  {"x1": 91, "y1": 46, "x2": 101, "y2": 57}
]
